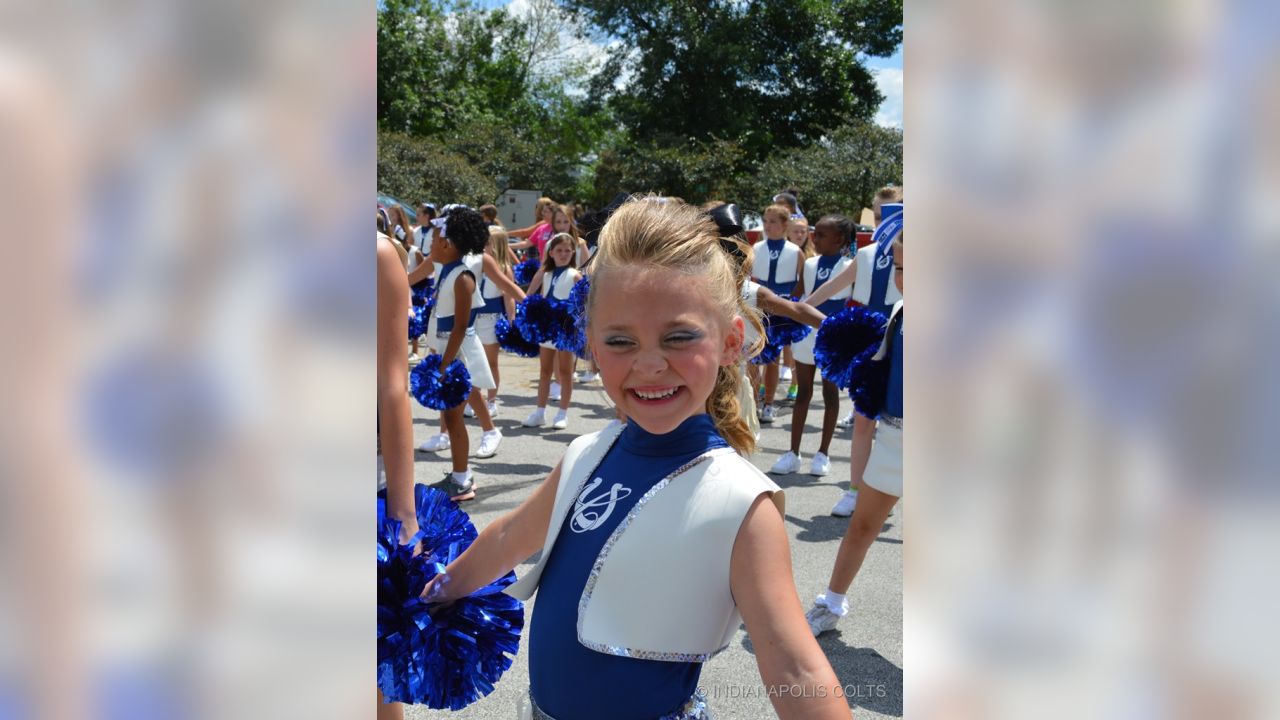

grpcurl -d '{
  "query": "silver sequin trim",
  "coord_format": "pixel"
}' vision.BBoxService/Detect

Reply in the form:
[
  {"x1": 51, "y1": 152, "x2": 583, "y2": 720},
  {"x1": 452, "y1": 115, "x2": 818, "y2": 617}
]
[
  {"x1": 879, "y1": 414, "x2": 902, "y2": 429},
  {"x1": 529, "y1": 687, "x2": 713, "y2": 720},
  {"x1": 576, "y1": 447, "x2": 738, "y2": 662}
]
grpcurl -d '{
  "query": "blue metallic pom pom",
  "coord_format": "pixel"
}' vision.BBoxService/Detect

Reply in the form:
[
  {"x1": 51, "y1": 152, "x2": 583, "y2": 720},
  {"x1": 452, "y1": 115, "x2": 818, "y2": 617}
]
[
  {"x1": 848, "y1": 346, "x2": 889, "y2": 420},
  {"x1": 514, "y1": 294, "x2": 560, "y2": 344},
  {"x1": 562, "y1": 277, "x2": 591, "y2": 358},
  {"x1": 813, "y1": 306, "x2": 888, "y2": 389},
  {"x1": 378, "y1": 485, "x2": 524, "y2": 709},
  {"x1": 409, "y1": 354, "x2": 473, "y2": 410},
  {"x1": 765, "y1": 315, "x2": 811, "y2": 346},
  {"x1": 495, "y1": 315, "x2": 541, "y2": 358},
  {"x1": 513, "y1": 258, "x2": 540, "y2": 286},
  {"x1": 411, "y1": 277, "x2": 434, "y2": 307},
  {"x1": 749, "y1": 339, "x2": 783, "y2": 365},
  {"x1": 408, "y1": 304, "x2": 427, "y2": 341},
  {"x1": 763, "y1": 296, "x2": 812, "y2": 346}
]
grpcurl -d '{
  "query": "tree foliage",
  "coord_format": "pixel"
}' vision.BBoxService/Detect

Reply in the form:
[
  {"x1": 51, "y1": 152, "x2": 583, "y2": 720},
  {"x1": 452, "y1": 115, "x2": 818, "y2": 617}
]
[
  {"x1": 728, "y1": 122, "x2": 903, "y2": 219},
  {"x1": 378, "y1": 131, "x2": 496, "y2": 207},
  {"x1": 562, "y1": 0, "x2": 902, "y2": 159}
]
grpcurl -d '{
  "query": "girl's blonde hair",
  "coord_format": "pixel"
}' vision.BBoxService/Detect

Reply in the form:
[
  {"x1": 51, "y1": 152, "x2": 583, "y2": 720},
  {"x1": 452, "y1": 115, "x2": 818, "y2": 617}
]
[
  {"x1": 762, "y1": 203, "x2": 792, "y2": 225},
  {"x1": 488, "y1": 226, "x2": 512, "y2": 275},
  {"x1": 534, "y1": 197, "x2": 556, "y2": 223},
  {"x1": 588, "y1": 196, "x2": 766, "y2": 455}
]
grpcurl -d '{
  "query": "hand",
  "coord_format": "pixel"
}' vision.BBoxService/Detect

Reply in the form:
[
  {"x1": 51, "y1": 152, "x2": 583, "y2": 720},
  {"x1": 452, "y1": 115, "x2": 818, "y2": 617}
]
[{"x1": 420, "y1": 572, "x2": 452, "y2": 604}]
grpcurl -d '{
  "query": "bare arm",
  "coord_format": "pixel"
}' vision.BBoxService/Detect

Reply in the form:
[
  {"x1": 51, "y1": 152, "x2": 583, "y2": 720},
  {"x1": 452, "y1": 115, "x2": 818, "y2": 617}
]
[
  {"x1": 803, "y1": 258, "x2": 857, "y2": 307},
  {"x1": 506, "y1": 221, "x2": 545, "y2": 239},
  {"x1": 377, "y1": 238, "x2": 418, "y2": 541},
  {"x1": 731, "y1": 495, "x2": 850, "y2": 720},
  {"x1": 407, "y1": 259, "x2": 433, "y2": 285},
  {"x1": 422, "y1": 461, "x2": 563, "y2": 602},
  {"x1": 527, "y1": 267, "x2": 546, "y2": 296},
  {"x1": 440, "y1": 272, "x2": 474, "y2": 366},
  {"x1": 757, "y1": 286, "x2": 826, "y2": 328},
  {"x1": 481, "y1": 253, "x2": 527, "y2": 302}
]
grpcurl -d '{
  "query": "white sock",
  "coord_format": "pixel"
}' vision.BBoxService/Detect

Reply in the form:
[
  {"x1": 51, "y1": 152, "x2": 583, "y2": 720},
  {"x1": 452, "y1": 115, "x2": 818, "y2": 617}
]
[
  {"x1": 452, "y1": 469, "x2": 472, "y2": 484},
  {"x1": 821, "y1": 589, "x2": 848, "y2": 614}
]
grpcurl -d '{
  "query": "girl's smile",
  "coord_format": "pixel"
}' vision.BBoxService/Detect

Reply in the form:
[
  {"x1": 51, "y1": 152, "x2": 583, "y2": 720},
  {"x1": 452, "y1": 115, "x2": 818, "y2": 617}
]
[{"x1": 588, "y1": 267, "x2": 741, "y2": 436}]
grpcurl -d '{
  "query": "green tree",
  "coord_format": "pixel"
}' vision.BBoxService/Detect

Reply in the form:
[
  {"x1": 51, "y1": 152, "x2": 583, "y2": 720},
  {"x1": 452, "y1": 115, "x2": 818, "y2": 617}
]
[
  {"x1": 563, "y1": 0, "x2": 901, "y2": 159},
  {"x1": 377, "y1": 131, "x2": 496, "y2": 207},
  {"x1": 730, "y1": 122, "x2": 902, "y2": 218}
]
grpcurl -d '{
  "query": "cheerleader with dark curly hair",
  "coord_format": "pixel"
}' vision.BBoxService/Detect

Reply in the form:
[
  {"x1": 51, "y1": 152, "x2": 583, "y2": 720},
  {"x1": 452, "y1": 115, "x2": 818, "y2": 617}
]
[{"x1": 420, "y1": 206, "x2": 499, "y2": 501}]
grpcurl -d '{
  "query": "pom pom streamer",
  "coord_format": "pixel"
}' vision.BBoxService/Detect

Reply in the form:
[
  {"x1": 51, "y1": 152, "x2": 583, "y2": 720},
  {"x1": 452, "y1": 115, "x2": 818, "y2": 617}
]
[
  {"x1": 813, "y1": 306, "x2": 888, "y2": 389},
  {"x1": 408, "y1": 304, "x2": 427, "y2": 342},
  {"x1": 378, "y1": 485, "x2": 524, "y2": 708},
  {"x1": 495, "y1": 315, "x2": 541, "y2": 358},
  {"x1": 849, "y1": 346, "x2": 890, "y2": 420},
  {"x1": 514, "y1": 258, "x2": 540, "y2": 286},
  {"x1": 749, "y1": 338, "x2": 782, "y2": 365},
  {"x1": 410, "y1": 354, "x2": 473, "y2": 410},
  {"x1": 514, "y1": 294, "x2": 560, "y2": 344},
  {"x1": 411, "y1": 277, "x2": 434, "y2": 306},
  {"x1": 764, "y1": 314, "x2": 811, "y2": 347},
  {"x1": 555, "y1": 279, "x2": 590, "y2": 356}
]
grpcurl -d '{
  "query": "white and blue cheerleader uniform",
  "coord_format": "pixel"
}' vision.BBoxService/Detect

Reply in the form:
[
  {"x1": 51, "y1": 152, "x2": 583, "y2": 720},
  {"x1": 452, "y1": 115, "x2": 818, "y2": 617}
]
[
  {"x1": 428, "y1": 254, "x2": 496, "y2": 390},
  {"x1": 538, "y1": 264, "x2": 582, "y2": 351},
  {"x1": 750, "y1": 235, "x2": 802, "y2": 304},
  {"x1": 793, "y1": 252, "x2": 855, "y2": 366},
  {"x1": 863, "y1": 299, "x2": 904, "y2": 498},
  {"x1": 473, "y1": 264, "x2": 508, "y2": 346},
  {"x1": 851, "y1": 203, "x2": 903, "y2": 318},
  {"x1": 506, "y1": 415, "x2": 782, "y2": 720}
]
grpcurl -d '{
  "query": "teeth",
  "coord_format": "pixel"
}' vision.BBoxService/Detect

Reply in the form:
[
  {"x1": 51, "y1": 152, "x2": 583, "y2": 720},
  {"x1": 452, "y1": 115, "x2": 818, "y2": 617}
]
[{"x1": 635, "y1": 387, "x2": 677, "y2": 400}]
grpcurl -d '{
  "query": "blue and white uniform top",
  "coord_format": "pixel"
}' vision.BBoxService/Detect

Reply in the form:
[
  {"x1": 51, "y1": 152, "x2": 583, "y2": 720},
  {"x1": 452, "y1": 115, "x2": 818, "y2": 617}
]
[
  {"x1": 432, "y1": 255, "x2": 485, "y2": 336},
  {"x1": 475, "y1": 257, "x2": 506, "y2": 316},
  {"x1": 852, "y1": 204, "x2": 903, "y2": 318},
  {"x1": 540, "y1": 265, "x2": 581, "y2": 301},
  {"x1": 507, "y1": 417, "x2": 782, "y2": 720},
  {"x1": 874, "y1": 300, "x2": 904, "y2": 420},
  {"x1": 803, "y1": 253, "x2": 855, "y2": 317},
  {"x1": 750, "y1": 237, "x2": 801, "y2": 297}
]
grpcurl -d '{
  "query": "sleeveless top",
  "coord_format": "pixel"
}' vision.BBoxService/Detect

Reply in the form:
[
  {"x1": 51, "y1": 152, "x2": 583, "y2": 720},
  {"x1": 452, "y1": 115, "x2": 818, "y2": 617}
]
[
  {"x1": 433, "y1": 257, "x2": 483, "y2": 334},
  {"x1": 541, "y1": 265, "x2": 580, "y2": 301},
  {"x1": 803, "y1": 253, "x2": 855, "y2": 317},
  {"x1": 750, "y1": 238, "x2": 801, "y2": 297}
]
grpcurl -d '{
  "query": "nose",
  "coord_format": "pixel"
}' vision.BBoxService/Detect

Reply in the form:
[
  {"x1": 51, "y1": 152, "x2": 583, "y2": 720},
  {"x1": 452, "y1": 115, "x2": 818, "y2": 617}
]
[{"x1": 633, "y1": 347, "x2": 668, "y2": 376}]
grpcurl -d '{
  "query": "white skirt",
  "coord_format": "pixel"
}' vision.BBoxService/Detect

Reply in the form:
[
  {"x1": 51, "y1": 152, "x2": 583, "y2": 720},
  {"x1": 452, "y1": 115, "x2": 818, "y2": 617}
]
[
  {"x1": 433, "y1": 328, "x2": 497, "y2": 390},
  {"x1": 474, "y1": 312, "x2": 500, "y2": 346},
  {"x1": 791, "y1": 330, "x2": 817, "y2": 365},
  {"x1": 862, "y1": 420, "x2": 902, "y2": 497}
]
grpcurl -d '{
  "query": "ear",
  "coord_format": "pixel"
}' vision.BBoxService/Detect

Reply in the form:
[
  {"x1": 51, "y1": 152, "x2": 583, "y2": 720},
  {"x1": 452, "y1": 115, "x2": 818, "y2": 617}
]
[{"x1": 720, "y1": 315, "x2": 745, "y2": 366}]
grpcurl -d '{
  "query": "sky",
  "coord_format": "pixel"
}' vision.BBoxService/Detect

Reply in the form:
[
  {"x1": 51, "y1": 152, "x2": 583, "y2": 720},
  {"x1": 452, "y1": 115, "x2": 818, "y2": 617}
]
[{"x1": 472, "y1": 0, "x2": 903, "y2": 129}]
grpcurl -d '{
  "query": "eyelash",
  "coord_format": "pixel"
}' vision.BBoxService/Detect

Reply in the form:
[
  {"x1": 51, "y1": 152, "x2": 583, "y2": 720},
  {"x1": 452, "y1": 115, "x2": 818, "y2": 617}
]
[{"x1": 605, "y1": 332, "x2": 700, "y2": 347}]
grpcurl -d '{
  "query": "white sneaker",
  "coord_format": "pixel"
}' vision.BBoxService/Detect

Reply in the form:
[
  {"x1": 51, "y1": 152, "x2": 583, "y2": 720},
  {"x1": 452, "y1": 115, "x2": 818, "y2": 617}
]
[
  {"x1": 836, "y1": 411, "x2": 855, "y2": 428},
  {"x1": 769, "y1": 451, "x2": 802, "y2": 475},
  {"x1": 417, "y1": 433, "x2": 450, "y2": 452},
  {"x1": 552, "y1": 410, "x2": 568, "y2": 429},
  {"x1": 522, "y1": 408, "x2": 546, "y2": 427},
  {"x1": 805, "y1": 597, "x2": 847, "y2": 637},
  {"x1": 780, "y1": 366, "x2": 792, "y2": 382},
  {"x1": 550, "y1": 381, "x2": 561, "y2": 402},
  {"x1": 830, "y1": 489, "x2": 858, "y2": 517},
  {"x1": 475, "y1": 429, "x2": 502, "y2": 458},
  {"x1": 464, "y1": 404, "x2": 476, "y2": 418},
  {"x1": 575, "y1": 371, "x2": 599, "y2": 383},
  {"x1": 809, "y1": 452, "x2": 831, "y2": 476},
  {"x1": 486, "y1": 400, "x2": 498, "y2": 417},
  {"x1": 408, "y1": 353, "x2": 422, "y2": 365},
  {"x1": 760, "y1": 405, "x2": 776, "y2": 424}
]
